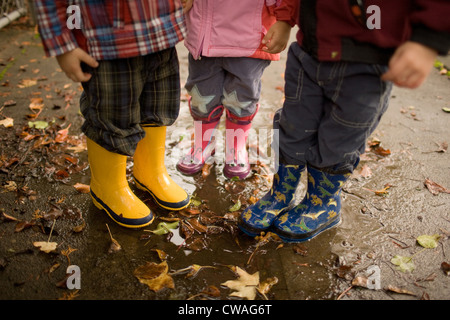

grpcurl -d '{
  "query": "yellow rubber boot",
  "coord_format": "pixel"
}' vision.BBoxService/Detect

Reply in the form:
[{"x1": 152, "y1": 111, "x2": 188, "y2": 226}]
[
  {"x1": 87, "y1": 138, "x2": 154, "y2": 228},
  {"x1": 133, "y1": 126, "x2": 190, "y2": 210}
]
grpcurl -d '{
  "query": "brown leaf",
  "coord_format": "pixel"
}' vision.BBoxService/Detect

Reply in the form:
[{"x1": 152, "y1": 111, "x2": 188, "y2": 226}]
[
  {"x1": 359, "y1": 164, "x2": 373, "y2": 179},
  {"x1": 14, "y1": 220, "x2": 36, "y2": 232},
  {"x1": 55, "y1": 124, "x2": 71, "y2": 143},
  {"x1": 385, "y1": 285, "x2": 416, "y2": 296},
  {"x1": 201, "y1": 163, "x2": 212, "y2": 178},
  {"x1": 73, "y1": 183, "x2": 90, "y2": 194},
  {"x1": 134, "y1": 261, "x2": 175, "y2": 292},
  {"x1": 442, "y1": 262, "x2": 450, "y2": 276},
  {"x1": 424, "y1": 178, "x2": 450, "y2": 195},
  {"x1": 257, "y1": 277, "x2": 278, "y2": 299},
  {"x1": 106, "y1": 224, "x2": 121, "y2": 253},
  {"x1": 1, "y1": 212, "x2": 18, "y2": 221},
  {"x1": 151, "y1": 249, "x2": 168, "y2": 261}
]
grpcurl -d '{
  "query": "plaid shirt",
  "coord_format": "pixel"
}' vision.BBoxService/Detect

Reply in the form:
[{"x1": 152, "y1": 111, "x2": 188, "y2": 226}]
[{"x1": 34, "y1": 0, "x2": 186, "y2": 60}]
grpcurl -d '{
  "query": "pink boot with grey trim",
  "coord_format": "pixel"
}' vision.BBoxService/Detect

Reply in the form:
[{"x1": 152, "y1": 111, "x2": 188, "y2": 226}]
[
  {"x1": 223, "y1": 108, "x2": 257, "y2": 180},
  {"x1": 177, "y1": 105, "x2": 224, "y2": 176}
]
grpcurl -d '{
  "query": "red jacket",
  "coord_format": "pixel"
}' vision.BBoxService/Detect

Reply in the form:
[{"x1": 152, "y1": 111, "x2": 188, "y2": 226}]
[{"x1": 297, "y1": 0, "x2": 450, "y2": 64}]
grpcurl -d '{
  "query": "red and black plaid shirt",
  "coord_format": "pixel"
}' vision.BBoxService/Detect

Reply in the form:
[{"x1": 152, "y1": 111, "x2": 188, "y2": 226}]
[{"x1": 34, "y1": 0, "x2": 186, "y2": 60}]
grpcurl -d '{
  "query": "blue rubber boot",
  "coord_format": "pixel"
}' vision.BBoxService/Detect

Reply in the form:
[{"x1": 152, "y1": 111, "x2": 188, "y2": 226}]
[
  {"x1": 238, "y1": 163, "x2": 305, "y2": 237},
  {"x1": 272, "y1": 165, "x2": 350, "y2": 242}
]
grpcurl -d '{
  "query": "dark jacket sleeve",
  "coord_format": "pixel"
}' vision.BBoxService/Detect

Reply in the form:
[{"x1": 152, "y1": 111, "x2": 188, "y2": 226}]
[
  {"x1": 274, "y1": 0, "x2": 299, "y2": 27},
  {"x1": 410, "y1": 0, "x2": 450, "y2": 55}
]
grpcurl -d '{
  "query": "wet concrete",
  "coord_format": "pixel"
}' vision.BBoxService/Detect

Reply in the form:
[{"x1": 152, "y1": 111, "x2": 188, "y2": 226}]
[{"x1": 0, "y1": 21, "x2": 449, "y2": 301}]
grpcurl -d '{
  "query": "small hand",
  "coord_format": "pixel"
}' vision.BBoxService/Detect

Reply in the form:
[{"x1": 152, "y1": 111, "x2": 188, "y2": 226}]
[
  {"x1": 262, "y1": 21, "x2": 292, "y2": 54},
  {"x1": 56, "y1": 48, "x2": 99, "y2": 82},
  {"x1": 381, "y1": 41, "x2": 438, "y2": 89}
]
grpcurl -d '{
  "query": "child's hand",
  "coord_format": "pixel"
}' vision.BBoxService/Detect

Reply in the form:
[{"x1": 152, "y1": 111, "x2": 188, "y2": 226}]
[
  {"x1": 56, "y1": 48, "x2": 99, "y2": 82},
  {"x1": 381, "y1": 41, "x2": 438, "y2": 89},
  {"x1": 262, "y1": 21, "x2": 292, "y2": 54},
  {"x1": 181, "y1": 0, "x2": 193, "y2": 13}
]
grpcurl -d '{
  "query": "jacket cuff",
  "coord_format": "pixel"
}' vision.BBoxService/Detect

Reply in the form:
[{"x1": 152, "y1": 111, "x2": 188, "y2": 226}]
[
  {"x1": 274, "y1": 0, "x2": 298, "y2": 27},
  {"x1": 410, "y1": 24, "x2": 450, "y2": 56},
  {"x1": 41, "y1": 30, "x2": 78, "y2": 57}
]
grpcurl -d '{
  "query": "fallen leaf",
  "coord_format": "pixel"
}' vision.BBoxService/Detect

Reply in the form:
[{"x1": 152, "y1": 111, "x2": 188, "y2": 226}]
[
  {"x1": 171, "y1": 264, "x2": 215, "y2": 278},
  {"x1": 0, "y1": 117, "x2": 14, "y2": 128},
  {"x1": 145, "y1": 221, "x2": 179, "y2": 235},
  {"x1": 106, "y1": 224, "x2": 121, "y2": 253},
  {"x1": 442, "y1": 107, "x2": 450, "y2": 113},
  {"x1": 257, "y1": 277, "x2": 278, "y2": 300},
  {"x1": 28, "y1": 120, "x2": 48, "y2": 129},
  {"x1": 229, "y1": 199, "x2": 241, "y2": 212},
  {"x1": 352, "y1": 276, "x2": 370, "y2": 288},
  {"x1": 385, "y1": 285, "x2": 416, "y2": 296},
  {"x1": 55, "y1": 124, "x2": 71, "y2": 143},
  {"x1": 18, "y1": 79, "x2": 37, "y2": 88},
  {"x1": 2, "y1": 99, "x2": 16, "y2": 107},
  {"x1": 441, "y1": 262, "x2": 450, "y2": 276},
  {"x1": 391, "y1": 255, "x2": 415, "y2": 273},
  {"x1": 363, "y1": 183, "x2": 392, "y2": 196},
  {"x1": 359, "y1": 164, "x2": 373, "y2": 179},
  {"x1": 417, "y1": 234, "x2": 440, "y2": 249},
  {"x1": 151, "y1": 249, "x2": 168, "y2": 261},
  {"x1": 134, "y1": 261, "x2": 174, "y2": 292},
  {"x1": 33, "y1": 241, "x2": 58, "y2": 253},
  {"x1": 201, "y1": 163, "x2": 212, "y2": 178},
  {"x1": 1, "y1": 180, "x2": 17, "y2": 192},
  {"x1": 73, "y1": 183, "x2": 90, "y2": 194},
  {"x1": 424, "y1": 178, "x2": 450, "y2": 195},
  {"x1": 1, "y1": 212, "x2": 18, "y2": 221},
  {"x1": 221, "y1": 266, "x2": 260, "y2": 300}
]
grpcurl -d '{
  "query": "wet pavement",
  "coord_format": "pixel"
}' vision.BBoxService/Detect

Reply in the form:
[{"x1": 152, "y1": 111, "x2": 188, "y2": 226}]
[{"x1": 0, "y1": 20, "x2": 449, "y2": 302}]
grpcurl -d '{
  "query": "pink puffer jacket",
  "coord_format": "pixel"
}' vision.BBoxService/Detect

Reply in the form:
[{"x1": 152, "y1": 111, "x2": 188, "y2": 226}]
[{"x1": 184, "y1": 0, "x2": 298, "y2": 61}]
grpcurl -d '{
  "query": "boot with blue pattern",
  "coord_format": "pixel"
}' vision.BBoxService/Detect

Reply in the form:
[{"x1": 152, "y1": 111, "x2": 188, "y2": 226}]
[
  {"x1": 238, "y1": 163, "x2": 305, "y2": 237},
  {"x1": 272, "y1": 165, "x2": 350, "y2": 242}
]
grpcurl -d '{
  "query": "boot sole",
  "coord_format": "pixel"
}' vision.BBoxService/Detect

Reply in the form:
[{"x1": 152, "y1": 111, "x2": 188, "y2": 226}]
[
  {"x1": 133, "y1": 177, "x2": 190, "y2": 211},
  {"x1": 273, "y1": 216, "x2": 341, "y2": 243},
  {"x1": 90, "y1": 191, "x2": 154, "y2": 228},
  {"x1": 237, "y1": 217, "x2": 270, "y2": 237}
]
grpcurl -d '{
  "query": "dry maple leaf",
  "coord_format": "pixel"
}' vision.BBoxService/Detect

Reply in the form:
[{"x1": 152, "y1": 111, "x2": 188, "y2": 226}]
[
  {"x1": 134, "y1": 261, "x2": 175, "y2": 292},
  {"x1": 33, "y1": 241, "x2": 58, "y2": 253},
  {"x1": 221, "y1": 266, "x2": 260, "y2": 300}
]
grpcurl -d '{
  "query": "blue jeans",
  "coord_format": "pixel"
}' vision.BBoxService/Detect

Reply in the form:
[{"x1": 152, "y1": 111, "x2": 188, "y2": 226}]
[{"x1": 274, "y1": 42, "x2": 393, "y2": 174}]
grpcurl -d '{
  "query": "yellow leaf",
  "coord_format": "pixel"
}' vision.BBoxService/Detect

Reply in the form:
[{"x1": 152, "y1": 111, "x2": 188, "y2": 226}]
[
  {"x1": 221, "y1": 266, "x2": 259, "y2": 300},
  {"x1": 134, "y1": 261, "x2": 174, "y2": 292}
]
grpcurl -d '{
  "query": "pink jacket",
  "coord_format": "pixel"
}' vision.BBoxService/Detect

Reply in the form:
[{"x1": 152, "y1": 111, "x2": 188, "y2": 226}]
[{"x1": 184, "y1": 0, "x2": 298, "y2": 61}]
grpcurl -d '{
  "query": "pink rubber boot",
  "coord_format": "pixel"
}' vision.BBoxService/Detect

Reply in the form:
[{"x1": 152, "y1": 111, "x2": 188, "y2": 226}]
[
  {"x1": 223, "y1": 108, "x2": 257, "y2": 180},
  {"x1": 177, "y1": 105, "x2": 224, "y2": 175}
]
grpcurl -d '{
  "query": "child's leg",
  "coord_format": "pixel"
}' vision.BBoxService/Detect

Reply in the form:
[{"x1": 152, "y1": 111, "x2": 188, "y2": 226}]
[
  {"x1": 222, "y1": 57, "x2": 270, "y2": 179},
  {"x1": 177, "y1": 55, "x2": 225, "y2": 175},
  {"x1": 272, "y1": 43, "x2": 393, "y2": 242},
  {"x1": 134, "y1": 48, "x2": 189, "y2": 210},
  {"x1": 80, "y1": 56, "x2": 152, "y2": 227}
]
